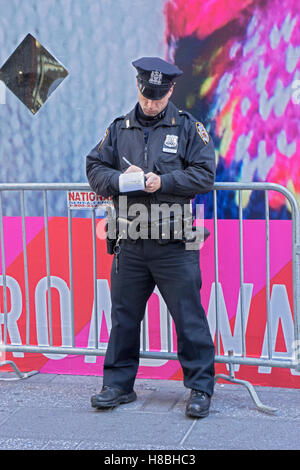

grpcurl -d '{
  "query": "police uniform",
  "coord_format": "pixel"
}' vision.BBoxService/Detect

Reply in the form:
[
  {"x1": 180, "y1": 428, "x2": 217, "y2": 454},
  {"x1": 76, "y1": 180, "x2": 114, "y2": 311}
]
[{"x1": 87, "y1": 57, "x2": 216, "y2": 417}]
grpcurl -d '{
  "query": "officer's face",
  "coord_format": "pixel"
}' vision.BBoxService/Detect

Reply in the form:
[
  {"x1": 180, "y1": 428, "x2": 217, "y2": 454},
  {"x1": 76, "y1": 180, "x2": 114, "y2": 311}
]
[{"x1": 137, "y1": 84, "x2": 174, "y2": 117}]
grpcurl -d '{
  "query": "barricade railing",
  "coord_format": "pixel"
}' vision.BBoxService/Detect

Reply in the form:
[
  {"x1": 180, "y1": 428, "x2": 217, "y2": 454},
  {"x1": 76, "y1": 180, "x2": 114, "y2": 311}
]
[{"x1": 0, "y1": 182, "x2": 299, "y2": 412}]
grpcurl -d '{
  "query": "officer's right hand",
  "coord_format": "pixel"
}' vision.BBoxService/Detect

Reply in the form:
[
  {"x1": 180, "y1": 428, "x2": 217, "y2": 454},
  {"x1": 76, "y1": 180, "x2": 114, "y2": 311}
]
[{"x1": 124, "y1": 165, "x2": 143, "y2": 173}]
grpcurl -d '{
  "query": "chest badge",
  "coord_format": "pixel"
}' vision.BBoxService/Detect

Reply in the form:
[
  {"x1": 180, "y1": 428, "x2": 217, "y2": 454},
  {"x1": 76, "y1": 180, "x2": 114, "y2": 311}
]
[{"x1": 163, "y1": 134, "x2": 178, "y2": 154}]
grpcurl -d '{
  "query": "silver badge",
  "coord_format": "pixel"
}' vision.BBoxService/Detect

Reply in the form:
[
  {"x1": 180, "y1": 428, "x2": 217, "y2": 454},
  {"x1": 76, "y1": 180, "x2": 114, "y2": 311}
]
[
  {"x1": 163, "y1": 134, "x2": 178, "y2": 153},
  {"x1": 149, "y1": 70, "x2": 163, "y2": 85}
]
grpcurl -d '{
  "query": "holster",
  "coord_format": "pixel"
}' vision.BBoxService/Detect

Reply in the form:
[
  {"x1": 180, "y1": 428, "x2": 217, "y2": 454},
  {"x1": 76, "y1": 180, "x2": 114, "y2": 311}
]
[
  {"x1": 105, "y1": 218, "x2": 117, "y2": 255},
  {"x1": 106, "y1": 236, "x2": 116, "y2": 255},
  {"x1": 105, "y1": 217, "x2": 131, "y2": 254}
]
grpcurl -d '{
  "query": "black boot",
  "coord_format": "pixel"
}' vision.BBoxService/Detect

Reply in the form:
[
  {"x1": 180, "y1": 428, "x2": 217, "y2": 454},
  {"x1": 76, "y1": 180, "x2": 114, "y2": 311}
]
[
  {"x1": 185, "y1": 390, "x2": 211, "y2": 418},
  {"x1": 91, "y1": 386, "x2": 137, "y2": 409}
]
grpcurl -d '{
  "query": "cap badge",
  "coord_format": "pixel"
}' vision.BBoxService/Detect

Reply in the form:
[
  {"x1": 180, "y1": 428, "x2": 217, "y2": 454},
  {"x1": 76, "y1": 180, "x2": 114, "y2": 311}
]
[{"x1": 149, "y1": 70, "x2": 163, "y2": 85}]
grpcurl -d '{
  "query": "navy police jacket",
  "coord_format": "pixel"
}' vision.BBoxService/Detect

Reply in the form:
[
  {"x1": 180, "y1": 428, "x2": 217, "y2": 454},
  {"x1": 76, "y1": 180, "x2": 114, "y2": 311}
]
[{"x1": 86, "y1": 101, "x2": 216, "y2": 215}]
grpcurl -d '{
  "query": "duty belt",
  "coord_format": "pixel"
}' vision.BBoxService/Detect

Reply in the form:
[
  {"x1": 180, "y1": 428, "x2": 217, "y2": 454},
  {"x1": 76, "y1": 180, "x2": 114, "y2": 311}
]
[{"x1": 116, "y1": 216, "x2": 196, "y2": 242}]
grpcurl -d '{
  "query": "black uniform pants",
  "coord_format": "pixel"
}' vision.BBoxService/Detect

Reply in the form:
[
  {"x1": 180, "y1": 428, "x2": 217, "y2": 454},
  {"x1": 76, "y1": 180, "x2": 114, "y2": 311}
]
[{"x1": 103, "y1": 239, "x2": 215, "y2": 396}]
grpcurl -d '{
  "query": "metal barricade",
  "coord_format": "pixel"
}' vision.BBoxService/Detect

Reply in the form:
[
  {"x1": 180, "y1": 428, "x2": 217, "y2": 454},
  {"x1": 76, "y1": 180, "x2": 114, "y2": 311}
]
[{"x1": 0, "y1": 182, "x2": 299, "y2": 412}]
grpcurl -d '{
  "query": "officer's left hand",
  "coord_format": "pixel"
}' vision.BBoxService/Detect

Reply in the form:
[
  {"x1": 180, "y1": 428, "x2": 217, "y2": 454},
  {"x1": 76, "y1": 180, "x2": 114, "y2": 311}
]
[{"x1": 144, "y1": 172, "x2": 161, "y2": 192}]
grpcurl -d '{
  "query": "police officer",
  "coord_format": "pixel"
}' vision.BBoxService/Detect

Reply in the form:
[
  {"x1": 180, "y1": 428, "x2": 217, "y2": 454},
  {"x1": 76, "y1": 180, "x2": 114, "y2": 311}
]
[{"x1": 86, "y1": 57, "x2": 216, "y2": 418}]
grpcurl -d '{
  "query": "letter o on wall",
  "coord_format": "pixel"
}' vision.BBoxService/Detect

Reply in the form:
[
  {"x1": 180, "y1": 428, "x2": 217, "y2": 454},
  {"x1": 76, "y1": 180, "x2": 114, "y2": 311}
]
[{"x1": 35, "y1": 276, "x2": 72, "y2": 360}]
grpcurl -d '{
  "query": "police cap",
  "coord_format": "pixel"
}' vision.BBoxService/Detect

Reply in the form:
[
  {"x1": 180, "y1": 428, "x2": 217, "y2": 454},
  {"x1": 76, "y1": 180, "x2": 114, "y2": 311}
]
[{"x1": 132, "y1": 57, "x2": 183, "y2": 100}]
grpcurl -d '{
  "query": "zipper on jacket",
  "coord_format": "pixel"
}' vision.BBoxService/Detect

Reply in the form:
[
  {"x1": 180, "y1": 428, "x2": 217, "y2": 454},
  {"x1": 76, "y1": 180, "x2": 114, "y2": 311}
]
[
  {"x1": 143, "y1": 128, "x2": 151, "y2": 168},
  {"x1": 144, "y1": 143, "x2": 148, "y2": 167}
]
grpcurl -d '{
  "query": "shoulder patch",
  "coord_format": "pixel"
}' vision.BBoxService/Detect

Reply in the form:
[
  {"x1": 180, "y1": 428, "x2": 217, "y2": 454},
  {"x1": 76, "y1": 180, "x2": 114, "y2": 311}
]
[
  {"x1": 97, "y1": 128, "x2": 109, "y2": 152},
  {"x1": 195, "y1": 122, "x2": 209, "y2": 144}
]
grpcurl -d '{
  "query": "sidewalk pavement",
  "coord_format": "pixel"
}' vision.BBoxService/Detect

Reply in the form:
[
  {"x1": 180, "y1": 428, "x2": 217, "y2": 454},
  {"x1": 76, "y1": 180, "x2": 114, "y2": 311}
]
[{"x1": 0, "y1": 371, "x2": 299, "y2": 451}]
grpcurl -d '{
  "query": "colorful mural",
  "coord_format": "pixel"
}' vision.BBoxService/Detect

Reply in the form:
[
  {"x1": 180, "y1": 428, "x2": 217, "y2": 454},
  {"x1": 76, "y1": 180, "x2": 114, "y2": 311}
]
[
  {"x1": 164, "y1": 0, "x2": 300, "y2": 219},
  {"x1": 0, "y1": 1, "x2": 299, "y2": 389}
]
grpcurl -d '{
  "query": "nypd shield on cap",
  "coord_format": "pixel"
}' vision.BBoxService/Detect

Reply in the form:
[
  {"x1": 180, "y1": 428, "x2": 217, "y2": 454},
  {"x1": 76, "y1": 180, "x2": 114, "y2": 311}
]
[{"x1": 132, "y1": 57, "x2": 183, "y2": 100}]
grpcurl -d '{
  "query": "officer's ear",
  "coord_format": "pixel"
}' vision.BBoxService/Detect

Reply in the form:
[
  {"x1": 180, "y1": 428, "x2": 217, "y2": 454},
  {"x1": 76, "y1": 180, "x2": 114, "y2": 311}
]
[{"x1": 136, "y1": 79, "x2": 143, "y2": 93}]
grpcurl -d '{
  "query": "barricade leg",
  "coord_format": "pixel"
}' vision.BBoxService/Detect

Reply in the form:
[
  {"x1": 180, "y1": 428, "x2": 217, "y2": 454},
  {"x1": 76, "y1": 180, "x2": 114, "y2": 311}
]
[
  {"x1": 214, "y1": 351, "x2": 277, "y2": 414},
  {"x1": 0, "y1": 360, "x2": 38, "y2": 381}
]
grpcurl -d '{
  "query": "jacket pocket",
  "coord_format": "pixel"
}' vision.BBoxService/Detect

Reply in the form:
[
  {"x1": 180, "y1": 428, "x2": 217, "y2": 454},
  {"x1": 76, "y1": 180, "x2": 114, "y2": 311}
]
[{"x1": 155, "y1": 153, "x2": 184, "y2": 174}]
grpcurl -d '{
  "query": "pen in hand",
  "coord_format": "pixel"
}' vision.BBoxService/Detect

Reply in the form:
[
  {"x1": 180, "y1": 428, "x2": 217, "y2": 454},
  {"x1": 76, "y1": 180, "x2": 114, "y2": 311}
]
[
  {"x1": 122, "y1": 157, "x2": 143, "y2": 175},
  {"x1": 122, "y1": 157, "x2": 131, "y2": 166}
]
